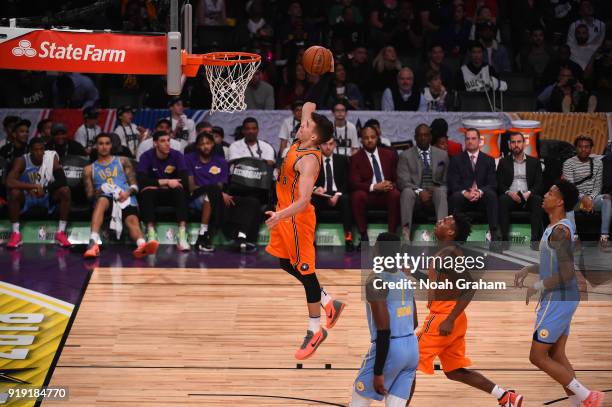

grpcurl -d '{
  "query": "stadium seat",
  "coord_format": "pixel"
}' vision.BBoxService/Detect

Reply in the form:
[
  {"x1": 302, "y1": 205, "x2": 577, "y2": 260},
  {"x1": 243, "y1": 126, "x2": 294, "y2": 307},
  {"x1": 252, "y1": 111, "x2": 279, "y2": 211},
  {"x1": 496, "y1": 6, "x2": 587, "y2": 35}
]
[
  {"x1": 458, "y1": 91, "x2": 494, "y2": 112},
  {"x1": 500, "y1": 73, "x2": 534, "y2": 93},
  {"x1": 61, "y1": 155, "x2": 92, "y2": 220},
  {"x1": 501, "y1": 92, "x2": 537, "y2": 112}
]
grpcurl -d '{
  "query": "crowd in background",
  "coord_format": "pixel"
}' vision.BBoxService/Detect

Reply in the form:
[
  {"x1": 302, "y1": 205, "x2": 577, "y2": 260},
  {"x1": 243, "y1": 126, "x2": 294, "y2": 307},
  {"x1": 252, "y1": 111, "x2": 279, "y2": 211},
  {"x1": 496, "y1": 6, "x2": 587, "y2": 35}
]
[
  {"x1": 1, "y1": 0, "x2": 612, "y2": 112},
  {"x1": 1, "y1": 97, "x2": 611, "y2": 254}
]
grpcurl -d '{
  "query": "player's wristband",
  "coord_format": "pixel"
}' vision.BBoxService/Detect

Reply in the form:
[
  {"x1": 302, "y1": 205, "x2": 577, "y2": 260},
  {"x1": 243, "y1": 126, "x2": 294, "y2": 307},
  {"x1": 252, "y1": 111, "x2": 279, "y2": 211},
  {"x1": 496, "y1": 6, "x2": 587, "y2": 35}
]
[
  {"x1": 129, "y1": 185, "x2": 139, "y2": 195},
  {"x1": 533, "y1": 280, "x2": 545, "y2": 291},
  {"x1": 373, "y1": 329, "x2": 391, "y2": 376}
]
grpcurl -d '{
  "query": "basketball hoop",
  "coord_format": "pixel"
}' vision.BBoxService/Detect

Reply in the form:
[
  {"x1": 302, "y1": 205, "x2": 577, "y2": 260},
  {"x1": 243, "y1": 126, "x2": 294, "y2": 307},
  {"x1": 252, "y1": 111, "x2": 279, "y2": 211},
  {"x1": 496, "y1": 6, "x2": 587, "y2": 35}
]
[{"x1": 182, "y1": 51, "x2": 261, "y2": 113}]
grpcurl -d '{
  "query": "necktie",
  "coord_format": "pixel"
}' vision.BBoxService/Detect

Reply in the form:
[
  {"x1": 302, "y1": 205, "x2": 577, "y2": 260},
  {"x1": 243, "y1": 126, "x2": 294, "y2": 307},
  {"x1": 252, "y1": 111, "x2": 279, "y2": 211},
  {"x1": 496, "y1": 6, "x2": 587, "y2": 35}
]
[
  {"x1": 471, "y1": 154, "x2": 477, "y2": 189},
  {"x1": 422, "y1": 151, "x2": 430, "y2": 170},
  {"x1": 325, "y1": 158, "x2": 334, "y2": 194},
  {"x1": 371, "y1": 153, "x2": 383, "y2": 184}
]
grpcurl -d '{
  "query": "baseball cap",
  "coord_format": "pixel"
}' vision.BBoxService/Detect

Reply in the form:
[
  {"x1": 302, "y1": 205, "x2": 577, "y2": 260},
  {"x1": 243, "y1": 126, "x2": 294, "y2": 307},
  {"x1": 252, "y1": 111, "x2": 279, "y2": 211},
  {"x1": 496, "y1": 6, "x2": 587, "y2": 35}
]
[
  {"x1": 117, "y1": 105, "x2": 134, "y2": 116},
  {"x1": 51, "y1": 123, "x2": 68, "y2": 136},
  {"x1": 83, "y1": 107, "x2": 100, "y2": 119}
]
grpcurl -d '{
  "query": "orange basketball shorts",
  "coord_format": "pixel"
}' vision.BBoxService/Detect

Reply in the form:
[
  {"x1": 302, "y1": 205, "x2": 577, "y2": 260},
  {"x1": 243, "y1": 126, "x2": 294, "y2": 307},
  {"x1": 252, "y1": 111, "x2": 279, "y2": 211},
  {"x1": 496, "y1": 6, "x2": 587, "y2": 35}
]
[
  {"x1": 266, "y1": 207, "x2": 316, "y2": 275},
  {"x1": 417, "y1": 311, "x2": 471, "y2": 374}
]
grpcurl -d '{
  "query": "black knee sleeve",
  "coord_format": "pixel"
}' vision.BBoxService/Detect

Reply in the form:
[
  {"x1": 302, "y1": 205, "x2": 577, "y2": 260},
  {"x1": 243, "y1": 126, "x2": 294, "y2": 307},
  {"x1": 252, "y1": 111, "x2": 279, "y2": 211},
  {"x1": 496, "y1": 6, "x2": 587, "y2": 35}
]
[{"x1": 279, "y1": 259, "x2": 321, "y2": 303}]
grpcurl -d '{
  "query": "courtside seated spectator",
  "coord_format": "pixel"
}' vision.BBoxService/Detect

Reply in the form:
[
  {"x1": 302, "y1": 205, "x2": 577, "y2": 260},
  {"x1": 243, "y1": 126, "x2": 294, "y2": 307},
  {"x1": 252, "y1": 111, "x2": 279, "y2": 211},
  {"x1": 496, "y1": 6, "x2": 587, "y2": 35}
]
[
  {"x1": 228, "y1": 118, "x2": 275, "y2": 165},
  {"x1": 245, "y1": 67, "x2": 275, "y2": 110},
  {"x1": 363, "y1": 118, "x2": 391, "y2": 147},
  {"x1": 74, "y1": 107, "x2": 102, "y2": 155},
  {"x1": 278, "y1": 100, "x2": 303, "y2": 158},
  {"x1": 381, "y1": 67, "x2": 421, "y2": 111},
  {"x1": 457, "y1": 41, "x2": 507, "y2": 92},
  {"x1": 5, "y1": 137, "x2": 71, "y2": 249},
  {"x1": 211, "y1": 126, "x2": 230, "y2": 160},
  {"x1": 538, "y1": 67, "x2": 595, "y2": 112},
  {"x1": 1, "y1": 116, "x2": 20, "y2": 148},
  {"x1": 331, "y1": 100, "x2": 359, "y2": 156},
  {"x1": 45, "y1": 123, "x2": 87, "y2": 158},
  {"x1": 563, "y1": 136, "x2": 610, "y2": 249},
  {"x1": 397, "y1": 124, "x2": 448, "y2": 242},
  {"x1": 37, "y1": 118, "x2": 54, "y2": 144},
  {"x1": 136, "y1": 118, "x2": 182, "y2": 160},
  {"x1": 137, "y1": 131, "x2": 190, "y2": 251},
  {"x1": 168, "y1": 97, "x2": 196, "y2": 146},
  {"x1": 114, "y1": 105, "x2": 146, "y2": 157},
  {"x1": 0, "y1": 119, "x2": 30, "y2": 166},
  {"x1": 350, "y1": 125, "x2": 400, "y2": 247},
  {"x1": 419, "y1": 70, "x2": 451, "y2": 112},
  {"x1": 448, "y1": 128, "x2": 501, "y2": 245}
]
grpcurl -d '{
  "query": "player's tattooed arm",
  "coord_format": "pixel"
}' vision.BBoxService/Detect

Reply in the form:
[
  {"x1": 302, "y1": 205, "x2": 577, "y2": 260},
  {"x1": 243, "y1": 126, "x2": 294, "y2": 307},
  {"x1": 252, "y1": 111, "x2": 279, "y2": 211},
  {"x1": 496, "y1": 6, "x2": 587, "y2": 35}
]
[
  {"x1": 83, "y1": 165, "x2": 95, "y2": 201},
  {"x1": 548, "y1": 224, "x2": 575, "y2": 287},
  {"x1": 120, "y1": 157, "x2": 137, "y2": 188}
]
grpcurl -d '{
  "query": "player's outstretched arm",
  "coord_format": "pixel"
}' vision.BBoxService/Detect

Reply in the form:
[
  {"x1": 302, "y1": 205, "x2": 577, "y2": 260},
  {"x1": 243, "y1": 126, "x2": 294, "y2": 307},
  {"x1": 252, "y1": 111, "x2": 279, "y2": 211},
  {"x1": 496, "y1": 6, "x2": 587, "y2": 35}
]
[{"x1": 265, "y1": 154, "x2": 318, "y2": 228}]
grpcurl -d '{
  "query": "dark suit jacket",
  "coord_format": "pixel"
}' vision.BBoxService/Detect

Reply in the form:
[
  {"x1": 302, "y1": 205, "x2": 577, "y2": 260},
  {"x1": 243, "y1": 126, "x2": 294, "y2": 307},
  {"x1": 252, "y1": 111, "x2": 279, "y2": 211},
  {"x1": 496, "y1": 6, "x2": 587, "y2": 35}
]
[
  {"x1": 349, "y1": 148, "x2": 398, "y2": 193},
  {"x1": 315, "y1": 153, "x2": 349, "y2": 193},
  {"x1": 448, "y1": 151, "x2": 497, "y2": 194},
  {"x1": 496, "y1": 154, "x2": 543, "y2": 196},
  {"x1": 603, "y1": 153, "x2": 612, "y2": 195}
]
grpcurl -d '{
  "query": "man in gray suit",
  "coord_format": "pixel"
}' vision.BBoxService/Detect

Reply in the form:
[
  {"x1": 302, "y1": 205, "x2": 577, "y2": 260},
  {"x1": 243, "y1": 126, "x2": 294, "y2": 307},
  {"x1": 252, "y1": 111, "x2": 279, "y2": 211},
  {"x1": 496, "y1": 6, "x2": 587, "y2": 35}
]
[{"x1": 397, "y1": 124, "x2": 449, "y2": 241}]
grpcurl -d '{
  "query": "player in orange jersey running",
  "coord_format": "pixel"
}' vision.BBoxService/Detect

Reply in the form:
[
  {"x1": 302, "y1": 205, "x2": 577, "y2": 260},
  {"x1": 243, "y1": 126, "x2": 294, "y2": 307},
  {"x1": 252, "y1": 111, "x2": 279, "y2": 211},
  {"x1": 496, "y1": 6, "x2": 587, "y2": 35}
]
[
  {"x1": 417, "y1": 214, "x2": 524, "y2": 406},
  {"x1": 265, "y1": 101, "x2": 346, "y2": 360}
]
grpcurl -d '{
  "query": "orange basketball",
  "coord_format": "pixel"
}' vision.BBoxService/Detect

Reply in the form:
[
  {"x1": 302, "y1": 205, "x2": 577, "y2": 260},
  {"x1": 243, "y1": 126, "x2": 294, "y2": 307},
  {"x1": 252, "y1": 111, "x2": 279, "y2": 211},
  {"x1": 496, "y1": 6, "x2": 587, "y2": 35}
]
[{"x1": 302, "y1": 46, "x2": 333, "y2": 76}]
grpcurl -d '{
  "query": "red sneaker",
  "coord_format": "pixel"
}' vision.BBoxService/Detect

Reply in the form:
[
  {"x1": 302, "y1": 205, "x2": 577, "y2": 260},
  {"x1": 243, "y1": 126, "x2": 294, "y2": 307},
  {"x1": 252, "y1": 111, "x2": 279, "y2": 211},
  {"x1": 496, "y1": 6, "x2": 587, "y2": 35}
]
[
  {"x1": 498, "y1": 390, "x2": 524, "y2": 406},
  {"x1": 133, "y1": 240, "x2": 159, "y2": 258},
  {"x1": 582, "y1": 391, "x2": 605, "y2": 407},
  {"x1": 84, "y1": 242, "x2": 100, "y2": 259},
  {"x1": 54, "y1": 231, "x2": 71, "y2": 248},
  {"x1": 294, "y1": 328, "x2": 327, "y2": 360},
  {"x1": 6, "y1": 232, "x2": 22, "y2": 249},
  {"x1": 324, "y1": 299, "x2": 346, "y2": 329}
]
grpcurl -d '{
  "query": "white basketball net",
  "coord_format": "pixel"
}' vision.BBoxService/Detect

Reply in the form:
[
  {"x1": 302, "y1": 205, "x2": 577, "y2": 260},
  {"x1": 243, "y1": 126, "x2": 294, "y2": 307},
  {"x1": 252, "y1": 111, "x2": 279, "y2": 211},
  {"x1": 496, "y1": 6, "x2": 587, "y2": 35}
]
[{"x1": 203, "y1": 54, "x2": 261, "y2": 113}]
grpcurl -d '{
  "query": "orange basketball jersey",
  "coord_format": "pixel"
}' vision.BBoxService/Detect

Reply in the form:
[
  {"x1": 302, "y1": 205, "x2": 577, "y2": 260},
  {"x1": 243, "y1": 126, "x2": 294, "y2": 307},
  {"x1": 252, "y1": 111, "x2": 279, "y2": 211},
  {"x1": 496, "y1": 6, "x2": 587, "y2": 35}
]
[{"x1": 266, "y1": 142, "x2": 322, "y2": 274}]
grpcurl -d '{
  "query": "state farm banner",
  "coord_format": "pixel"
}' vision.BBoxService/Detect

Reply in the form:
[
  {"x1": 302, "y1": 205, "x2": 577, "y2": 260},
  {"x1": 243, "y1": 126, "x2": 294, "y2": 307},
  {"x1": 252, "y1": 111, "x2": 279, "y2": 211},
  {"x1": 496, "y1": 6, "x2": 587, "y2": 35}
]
[{"x1": 0, "y1": 27, "x2": 167, "y2": 75}]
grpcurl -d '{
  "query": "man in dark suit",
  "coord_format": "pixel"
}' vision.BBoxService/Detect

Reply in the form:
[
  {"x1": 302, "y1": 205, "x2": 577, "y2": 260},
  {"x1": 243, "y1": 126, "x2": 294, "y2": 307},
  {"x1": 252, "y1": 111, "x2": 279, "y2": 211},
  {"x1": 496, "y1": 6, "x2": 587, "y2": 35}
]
[
  {"x1": 497, "y1": 132, "x2": 544, "y2": 248},
  {"x1": 312, "y1": 137, "x2": 354, "y2": 251},
  {"x1": 397, "y1": 124, "x2": 449, "y2": 241},
  {"x1": 448, "y1": 128, "x2": 500, "y2": 242},
  {"x1": 350, "y1": 125, "x2": 401, "y2": 245}
]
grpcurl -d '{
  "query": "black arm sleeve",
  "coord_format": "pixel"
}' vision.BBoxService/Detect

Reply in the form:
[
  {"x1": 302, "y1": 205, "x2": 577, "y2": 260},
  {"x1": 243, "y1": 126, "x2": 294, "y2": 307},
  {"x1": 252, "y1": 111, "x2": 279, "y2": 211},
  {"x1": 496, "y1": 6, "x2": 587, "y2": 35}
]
[
  {"x1": 52, "y1": 168, "x2": 67, "y2": 187},
  {"x1": 373, "y1": 329, "x2": 391, "y2": 376}
]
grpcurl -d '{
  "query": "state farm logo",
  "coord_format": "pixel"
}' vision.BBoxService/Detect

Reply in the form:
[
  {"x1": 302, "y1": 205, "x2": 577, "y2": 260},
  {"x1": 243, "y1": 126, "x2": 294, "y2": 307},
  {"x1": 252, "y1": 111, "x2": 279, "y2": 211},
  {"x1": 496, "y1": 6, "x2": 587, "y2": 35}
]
[
  {"x1": 12, "y1": 40, "x2": 37, "y2": 57},
  {"x1": 10, "y1": 40, "x2": 126, "y2": 63}
]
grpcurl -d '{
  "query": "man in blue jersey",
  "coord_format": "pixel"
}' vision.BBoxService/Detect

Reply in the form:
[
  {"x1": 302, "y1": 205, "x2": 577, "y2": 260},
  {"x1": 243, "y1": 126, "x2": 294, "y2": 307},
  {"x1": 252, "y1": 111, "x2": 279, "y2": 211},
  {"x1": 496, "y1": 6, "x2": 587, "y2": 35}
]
[
  {"x1": 515, "y1": 180, "x2": 604, "y2": 407},
  {"x1": 5, "y1": 137, "x2": 72, "y2": 249},
  {"x1": 350, "y1": 232, "x2": 419, "y2": 407},
  {"x1": 82, "y1": 133, "x2": 158, "y2": 259}
]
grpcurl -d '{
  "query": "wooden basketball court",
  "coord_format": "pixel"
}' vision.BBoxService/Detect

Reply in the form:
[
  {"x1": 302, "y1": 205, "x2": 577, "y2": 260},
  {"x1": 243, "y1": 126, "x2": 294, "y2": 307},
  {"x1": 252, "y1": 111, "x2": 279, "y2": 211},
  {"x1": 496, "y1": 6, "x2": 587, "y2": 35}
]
[{"x1": 49, "y1": 267, "x2": 612, "y2": 406}]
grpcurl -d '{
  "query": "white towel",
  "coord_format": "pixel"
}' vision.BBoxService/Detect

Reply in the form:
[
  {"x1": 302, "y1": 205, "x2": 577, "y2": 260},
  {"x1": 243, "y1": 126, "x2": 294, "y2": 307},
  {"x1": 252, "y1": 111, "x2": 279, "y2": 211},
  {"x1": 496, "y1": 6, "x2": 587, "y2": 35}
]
[
  {"x1": 101, "y1": 183, "x2": 131, "y2": 239},
  {"x1": 39, "y1": 150, "x2": 58, "y2": 187}
]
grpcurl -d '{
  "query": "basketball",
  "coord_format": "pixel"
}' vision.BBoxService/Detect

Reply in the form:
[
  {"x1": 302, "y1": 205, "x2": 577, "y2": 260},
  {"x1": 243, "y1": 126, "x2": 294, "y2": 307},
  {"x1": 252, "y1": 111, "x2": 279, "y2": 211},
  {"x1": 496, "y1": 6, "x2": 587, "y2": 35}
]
[{"x1": 302, "y1": 46, "x2": 333, "y2": 76}]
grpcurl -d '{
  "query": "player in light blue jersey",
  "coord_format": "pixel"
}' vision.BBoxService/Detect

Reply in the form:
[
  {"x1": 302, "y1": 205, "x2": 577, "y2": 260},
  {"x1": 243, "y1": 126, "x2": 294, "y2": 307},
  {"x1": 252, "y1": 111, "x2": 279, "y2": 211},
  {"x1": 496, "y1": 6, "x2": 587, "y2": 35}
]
[
  {"x1": 82, "y1": 133, "x2": 158, "y2": 259},
  {"x1": 515, "y1": 180, "x2": 604, "y2": 407},
  {"x1": 350, "y1": 233, "x2": 418, "y2": 407}
]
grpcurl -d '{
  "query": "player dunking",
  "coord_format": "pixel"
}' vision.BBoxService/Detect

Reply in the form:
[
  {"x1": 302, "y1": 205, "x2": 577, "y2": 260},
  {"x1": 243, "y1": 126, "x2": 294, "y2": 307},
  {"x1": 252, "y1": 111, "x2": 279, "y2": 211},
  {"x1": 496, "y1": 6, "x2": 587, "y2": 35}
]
[
  {"x1": 515, "y1": 181, "x2": 605, "y2": 407},
  {"x1": 350, "y1": 232, "x2": 418, "y2": 407},
  {"x1": 417, "y1": 214, "x2": 524, "y2": 406},
  {"x1": 265, "y1": 101, "x2": 346, "y2": 360}
]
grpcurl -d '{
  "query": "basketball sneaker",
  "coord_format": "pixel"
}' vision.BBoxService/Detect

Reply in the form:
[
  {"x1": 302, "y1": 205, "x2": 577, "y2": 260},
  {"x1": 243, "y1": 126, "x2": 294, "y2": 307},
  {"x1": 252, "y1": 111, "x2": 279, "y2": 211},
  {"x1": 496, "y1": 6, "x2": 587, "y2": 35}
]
[
  {"x1": 133, "y1": 240, "x2": 159, "y2": 258},
  {"x1": 324, "y1": 299, "x2": 346, "y2": 329},
  {"x1": 6, "y1": 232, "x2": 22, "y2": 249},
  {"x1": 54, "y1": 231, "x2": 71, "y2": 248},
  {"x1": 84, "y1": 241, "x2": 100, "y2": 259},
  {"x1": 581, "y1": 391, "x2": 605, "y2": 407},
  {"x1": 294, "y1": 328, "x2": 327, "y2": 360},
  {"x1": 196, "y1": 232, "x2": 214, "y2": 252},
  {"x1": 177, "y1": 229, "x2": 191, "y2": 252},
  {"x1": 498, "y1": 390, "x2": 524, "y2": 407}
]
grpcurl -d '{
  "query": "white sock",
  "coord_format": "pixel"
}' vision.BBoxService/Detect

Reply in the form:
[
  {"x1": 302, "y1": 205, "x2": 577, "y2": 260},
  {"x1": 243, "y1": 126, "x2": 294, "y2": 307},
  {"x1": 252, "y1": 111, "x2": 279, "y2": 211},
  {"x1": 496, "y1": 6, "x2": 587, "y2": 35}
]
[
  {"x1": 308, "y1": 316, "x2": 321, "y2": 332},
  {"x1": 491, "y1": 384, "x2": 506, "y2": 399},
  {"x1": 12, "y1": 223, "x2": 19, "y2": 233},
  {"x1": 237, "y1": 231, "x2": 247, "y2": 239},
  {"x1": 136, "y1": 238, "x2": 146, "y2": 247},
  {"x1": 90, "y1": 232, "x2": 100, "y2": 243},
  {"x1": 199, "y1": 224, "x2": 208, "y2": 235},
  {"x1": 384, "y1": 394, "x2": 407, "y2": 407},
  {"x1": 566, "y1": 378, "x2": 590, "y2": 401},
  {"x1": 568, "y1": 394, "x2": 582, "y2": 407},
  {"x1": 58, "y1": 220, "x2": 67, "y2": 232},
  {"x1": 349, "y1": 390, "x2": 372, "y2": 407},
  {"x1": 320, "y1": 288, "x2": 332, "y2": 307}
]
